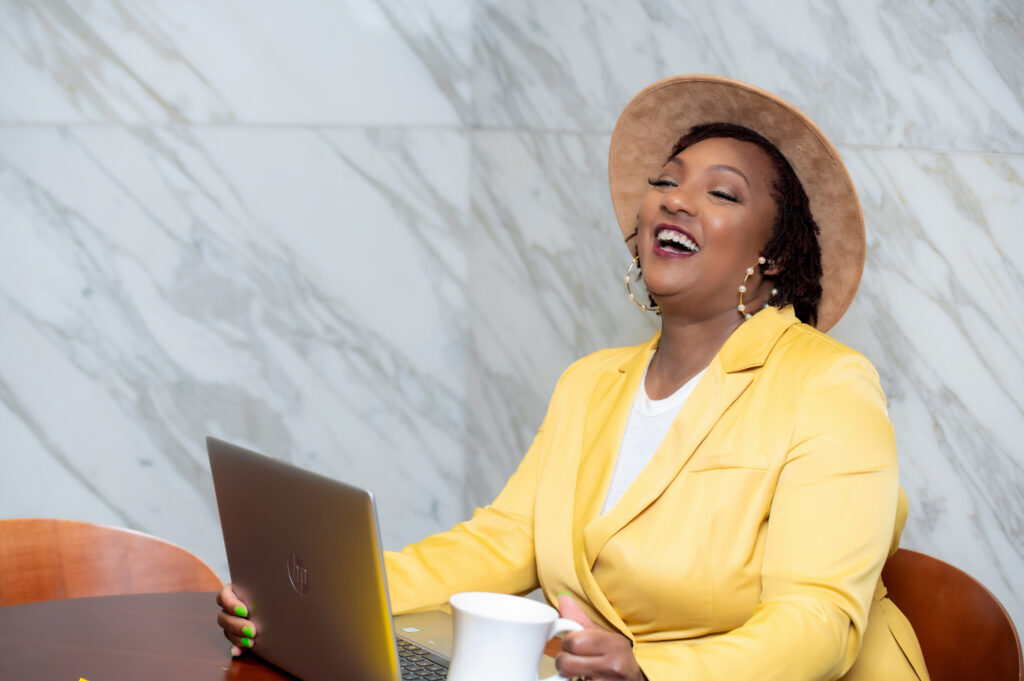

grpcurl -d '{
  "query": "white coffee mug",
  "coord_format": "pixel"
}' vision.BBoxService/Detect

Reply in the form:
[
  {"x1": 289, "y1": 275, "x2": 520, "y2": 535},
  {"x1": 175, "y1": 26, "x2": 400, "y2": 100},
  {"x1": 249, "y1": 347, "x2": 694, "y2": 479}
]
[{"x1": 446, "y1": 592, "x2": 583, "y2": 681}]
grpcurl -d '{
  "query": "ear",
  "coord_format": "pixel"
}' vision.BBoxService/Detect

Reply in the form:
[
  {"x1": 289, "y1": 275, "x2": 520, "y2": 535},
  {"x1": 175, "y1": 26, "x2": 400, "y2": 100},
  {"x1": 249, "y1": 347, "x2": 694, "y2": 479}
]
[{"x1": 762, "y1": 258, "x2": 783, "y2": 277}]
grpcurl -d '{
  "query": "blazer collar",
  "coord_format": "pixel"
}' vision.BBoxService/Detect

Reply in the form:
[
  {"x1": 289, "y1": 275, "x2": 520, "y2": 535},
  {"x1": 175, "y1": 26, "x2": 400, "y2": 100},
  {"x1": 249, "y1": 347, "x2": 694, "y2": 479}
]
[
  {"x1": 612, "y1": 305, "x2": 801, "y2": 375},
  {"x1": 716, "y1": 305, "x2": 800, "y2": 372}
]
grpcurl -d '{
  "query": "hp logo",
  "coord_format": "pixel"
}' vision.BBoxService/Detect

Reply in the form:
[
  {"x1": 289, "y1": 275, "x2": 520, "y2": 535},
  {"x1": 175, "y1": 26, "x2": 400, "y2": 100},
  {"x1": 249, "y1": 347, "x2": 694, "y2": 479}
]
[{"x1": 286, "y1": 553, "x2": 310, "y2": 596}]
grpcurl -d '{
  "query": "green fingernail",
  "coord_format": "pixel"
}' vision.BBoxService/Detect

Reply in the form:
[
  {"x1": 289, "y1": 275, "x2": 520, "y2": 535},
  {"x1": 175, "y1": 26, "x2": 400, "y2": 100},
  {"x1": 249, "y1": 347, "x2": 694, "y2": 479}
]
[
  {"x1": 557, "y1": 591, "x2": 570, "y2": 597},
  {"x1": 241, "y1": 637, "x2": 253, "y2": 648},
  {"x1": 243, "y1": 625, "x2": 254, "y2": 637},
  {"x1": 230, "y1": 646, "x2": 240, "y2": 657},
  {"x1": 234, "y1": 605, "x2": 248, "y2": 617}
]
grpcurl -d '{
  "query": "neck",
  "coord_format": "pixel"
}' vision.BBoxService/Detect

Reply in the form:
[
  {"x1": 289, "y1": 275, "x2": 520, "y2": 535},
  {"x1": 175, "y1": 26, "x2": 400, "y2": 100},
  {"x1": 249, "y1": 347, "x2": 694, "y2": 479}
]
[{"x1": 645, "y1": 307, "x2": 744, "y2": 399}]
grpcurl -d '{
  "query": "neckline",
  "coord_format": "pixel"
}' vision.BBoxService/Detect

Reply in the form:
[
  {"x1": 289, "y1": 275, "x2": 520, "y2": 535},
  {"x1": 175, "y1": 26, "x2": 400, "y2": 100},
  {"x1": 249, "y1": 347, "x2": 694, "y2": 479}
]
[{"x1": 635, "y1": 360, "x2": 706, "y2": 416}]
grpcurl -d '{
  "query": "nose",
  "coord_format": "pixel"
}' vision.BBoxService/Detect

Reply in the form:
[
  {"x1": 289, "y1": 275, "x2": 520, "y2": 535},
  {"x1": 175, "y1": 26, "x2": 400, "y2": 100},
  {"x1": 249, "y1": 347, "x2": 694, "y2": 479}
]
[{"x1": 661, "y1": 182, "x2": 695, "y2": 216}]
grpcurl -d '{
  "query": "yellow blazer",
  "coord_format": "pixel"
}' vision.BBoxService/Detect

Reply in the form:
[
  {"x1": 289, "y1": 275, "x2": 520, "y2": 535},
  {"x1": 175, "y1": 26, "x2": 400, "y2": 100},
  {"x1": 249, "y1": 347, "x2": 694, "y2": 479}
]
[{"x1": 385, "y1": 306, "x2": 929, "y2": 681}]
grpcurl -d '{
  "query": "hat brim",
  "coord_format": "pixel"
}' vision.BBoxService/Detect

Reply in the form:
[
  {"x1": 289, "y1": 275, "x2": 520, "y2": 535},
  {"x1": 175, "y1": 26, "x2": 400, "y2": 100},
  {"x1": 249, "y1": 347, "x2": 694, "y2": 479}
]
[{"x1": 609, "y1": 74, "x2": 864, "y2": 332}]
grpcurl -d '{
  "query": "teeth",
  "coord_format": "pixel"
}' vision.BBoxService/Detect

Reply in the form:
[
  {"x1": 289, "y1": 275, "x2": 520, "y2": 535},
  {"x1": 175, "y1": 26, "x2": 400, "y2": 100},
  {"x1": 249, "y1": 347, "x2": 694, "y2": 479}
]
[{"x1": 657, "y1": 229, "x2": 700, "y2": 252}]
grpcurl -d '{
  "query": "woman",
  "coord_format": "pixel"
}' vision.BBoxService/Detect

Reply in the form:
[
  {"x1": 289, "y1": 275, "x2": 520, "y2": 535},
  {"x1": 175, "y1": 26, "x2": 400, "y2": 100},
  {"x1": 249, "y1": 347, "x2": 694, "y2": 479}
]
[{"x1": 218, "y1": 75, "x2": 929, "y2": 680}]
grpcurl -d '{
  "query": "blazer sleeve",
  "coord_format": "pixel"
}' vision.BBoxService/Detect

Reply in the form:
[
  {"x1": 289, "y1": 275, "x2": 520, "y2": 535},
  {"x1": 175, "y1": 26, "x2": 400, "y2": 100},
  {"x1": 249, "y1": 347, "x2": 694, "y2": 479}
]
[
  {"x1": 634, "y1": 353, "x2": 900, "y2": 681},
  {"x1": 383, "y1": 367, "x2": 574, "y2": 614}
]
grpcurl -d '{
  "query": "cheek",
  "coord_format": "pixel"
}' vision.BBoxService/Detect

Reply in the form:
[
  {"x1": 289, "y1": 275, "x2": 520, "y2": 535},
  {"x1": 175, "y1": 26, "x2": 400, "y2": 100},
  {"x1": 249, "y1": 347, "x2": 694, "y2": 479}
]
[
  {"x1": 638, "y1": 193, "x2": 660, "y2": 222},
  {"x1": 635, "y1": 194, "x2": 662, "y2": 244},
  {"x1": 703, "y1": 215, "x2": 747, "y2": 253},
  {"x1": 703, "y1": 214, "x2": 773, "y2": 270}
]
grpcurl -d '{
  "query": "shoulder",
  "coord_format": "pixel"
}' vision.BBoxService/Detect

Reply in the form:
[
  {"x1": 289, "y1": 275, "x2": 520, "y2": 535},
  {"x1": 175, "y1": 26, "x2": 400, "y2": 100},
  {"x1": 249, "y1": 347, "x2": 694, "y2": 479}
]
[
  {"x1": 565, "y1": 342, "x2": 648, "y2": 374},
  {"x1": 770, "y1": 321, "x2": 881, "y2": 388},
  {"x1": 531, "y1": 341, "x2": 651, "y2": 429},
  {"x1": 552, "y1": 339, "x2": 652, "y2": 389},
  {"x1": 760, "y1": 324, "x2": 893, "y2": 442}
]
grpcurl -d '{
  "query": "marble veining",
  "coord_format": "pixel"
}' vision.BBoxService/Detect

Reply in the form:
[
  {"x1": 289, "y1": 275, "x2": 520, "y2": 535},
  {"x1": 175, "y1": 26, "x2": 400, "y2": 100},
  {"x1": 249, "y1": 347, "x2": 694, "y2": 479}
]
[
  {"x1": 0, "y1": 0, "x2": 472, "y2": 125},
  {"x1": 466, "y1": 130, "x2": 658, "y2": 498},
  {"x1": 473, "y1": 0, "x2": 1024, "y2": 151},
  {"x1": 0, "y1": 125, "x2": 472, "y2": 575}
]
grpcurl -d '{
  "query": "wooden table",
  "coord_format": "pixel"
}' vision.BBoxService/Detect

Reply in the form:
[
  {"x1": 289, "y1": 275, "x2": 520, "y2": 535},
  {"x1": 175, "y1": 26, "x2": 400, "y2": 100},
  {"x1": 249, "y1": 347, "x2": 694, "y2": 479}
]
[{"x1": 0, "y1": 591, "x2": 295, "y2": 681}]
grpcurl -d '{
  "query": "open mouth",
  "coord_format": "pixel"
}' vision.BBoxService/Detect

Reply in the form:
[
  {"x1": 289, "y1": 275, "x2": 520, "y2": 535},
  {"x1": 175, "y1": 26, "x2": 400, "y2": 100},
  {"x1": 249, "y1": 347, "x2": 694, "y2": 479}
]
[{"x1": 655, "y1": 226, "x2": 700, "y2": 254}]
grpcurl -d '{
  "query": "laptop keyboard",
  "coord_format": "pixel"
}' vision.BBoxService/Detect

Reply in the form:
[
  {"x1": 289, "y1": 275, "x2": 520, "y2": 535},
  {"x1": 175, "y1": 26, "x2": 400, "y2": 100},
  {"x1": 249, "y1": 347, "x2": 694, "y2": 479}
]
[{"x1": 397, "y1": 638, "x2": 449, "y2": 680}]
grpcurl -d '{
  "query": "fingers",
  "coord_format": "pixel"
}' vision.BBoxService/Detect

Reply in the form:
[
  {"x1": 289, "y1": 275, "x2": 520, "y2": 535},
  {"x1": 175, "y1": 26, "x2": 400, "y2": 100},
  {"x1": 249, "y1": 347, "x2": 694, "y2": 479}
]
[
  {"x1": 217, "y1": 609, "x2": 257, "y2": 638},
  {"x1": 216, "y1": 583, "x2": 250, "y2": 618},
  {"x1": 560, "y1": 629, "x2": 612, "y2": 656},
  {"x1": 223, "y1": 629, "x2": 255, "y2": 652},
  {"x1": 556, "y1": 651, "x2": 635, "y2": 681},
  {"x1": 217, "y1": 610, "x2": 257, "y2": 645},
  {"x1": 556, "y1": 648, "x2": 603, "y2": 681},
  {"x1": 557, "y1": 594, "x2": 598, "y2": 630},
  {"x1": 556, "y1": 630, "x2": 643, "y2": 681},
  {"x1": 216, "y1": 583, "x2": 256, "y2": 653}
]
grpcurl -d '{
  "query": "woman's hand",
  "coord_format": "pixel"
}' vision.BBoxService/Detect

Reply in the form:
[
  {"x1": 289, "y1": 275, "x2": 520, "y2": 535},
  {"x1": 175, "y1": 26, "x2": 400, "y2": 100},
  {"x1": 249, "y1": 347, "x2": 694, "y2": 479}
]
[
  {"x1": 556, "y1": 595, "x2": 647, "y2": 681},
  {"x1": 216, "y1": 583, "x2": 257, "y2": 657}
]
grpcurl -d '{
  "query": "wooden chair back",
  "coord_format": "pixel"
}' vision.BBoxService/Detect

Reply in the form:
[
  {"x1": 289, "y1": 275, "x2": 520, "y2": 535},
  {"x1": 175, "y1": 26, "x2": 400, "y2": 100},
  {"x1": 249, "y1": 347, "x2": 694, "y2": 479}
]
[
  {"x1": 882, "y1": 548, "x2": 1022, "y2": 681},
  {"x1": 0, "y1": 518, "x2": 222, "y2": 607}
]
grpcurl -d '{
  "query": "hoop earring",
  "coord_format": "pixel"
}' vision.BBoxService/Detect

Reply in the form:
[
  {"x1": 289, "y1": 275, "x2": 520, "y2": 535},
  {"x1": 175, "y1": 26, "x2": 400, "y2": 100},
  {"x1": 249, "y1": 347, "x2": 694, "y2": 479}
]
[
  {"x1": 625, "y1": 256, "x2": 660, "y2": 313},
  {"x1": 737, "y1": 256, "x2": 778, "y2": 320}
]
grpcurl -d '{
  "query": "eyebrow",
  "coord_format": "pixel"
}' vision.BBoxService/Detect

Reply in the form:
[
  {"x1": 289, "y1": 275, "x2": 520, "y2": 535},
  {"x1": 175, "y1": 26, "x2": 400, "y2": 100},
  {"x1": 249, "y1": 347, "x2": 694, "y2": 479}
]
[{"x1": 667, "y1": 157, "x2": 750, "y2": 187}]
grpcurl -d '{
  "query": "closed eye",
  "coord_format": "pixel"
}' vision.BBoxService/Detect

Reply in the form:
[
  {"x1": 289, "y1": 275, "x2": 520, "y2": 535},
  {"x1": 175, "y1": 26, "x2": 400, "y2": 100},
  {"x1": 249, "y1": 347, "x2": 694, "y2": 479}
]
[
  {"x1": 709, "y1": 189, "x2": 738, "y2": 202},
  {"x1": 647, "y1": 177, "x2": 677, "y2": 188}
]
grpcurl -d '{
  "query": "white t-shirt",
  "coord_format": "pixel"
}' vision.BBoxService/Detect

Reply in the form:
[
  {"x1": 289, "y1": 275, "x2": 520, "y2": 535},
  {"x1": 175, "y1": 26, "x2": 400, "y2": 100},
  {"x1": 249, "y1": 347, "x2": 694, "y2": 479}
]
[{"x1": 600, "y1": 363, "x2": 706, "y2": 515}]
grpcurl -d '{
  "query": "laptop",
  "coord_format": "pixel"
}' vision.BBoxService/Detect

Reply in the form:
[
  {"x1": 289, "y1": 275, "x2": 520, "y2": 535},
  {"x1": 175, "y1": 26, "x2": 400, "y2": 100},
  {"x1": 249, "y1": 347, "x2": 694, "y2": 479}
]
[{"x1": 207, "y1": 436, "x2": 454, "y2": 681}]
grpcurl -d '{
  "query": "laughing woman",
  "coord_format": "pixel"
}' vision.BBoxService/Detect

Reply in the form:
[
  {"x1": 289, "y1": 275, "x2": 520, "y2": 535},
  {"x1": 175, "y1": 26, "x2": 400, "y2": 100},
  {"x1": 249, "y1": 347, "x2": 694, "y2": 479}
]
[{"x1": 218, "y1": 75, "x2": 929, "y2": 681}]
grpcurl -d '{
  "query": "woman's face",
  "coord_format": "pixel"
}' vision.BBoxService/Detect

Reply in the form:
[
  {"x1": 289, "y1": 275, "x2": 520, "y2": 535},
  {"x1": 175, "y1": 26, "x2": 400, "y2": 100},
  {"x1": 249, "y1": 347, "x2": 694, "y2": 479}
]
[{"x1": 636, "y1": 136, "x2": 779, "y2": 319}]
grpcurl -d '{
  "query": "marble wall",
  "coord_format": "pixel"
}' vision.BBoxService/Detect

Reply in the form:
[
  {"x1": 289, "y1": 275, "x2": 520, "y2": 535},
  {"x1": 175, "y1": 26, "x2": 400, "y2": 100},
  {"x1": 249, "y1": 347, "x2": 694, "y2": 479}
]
[{"x1": 1, "y1": 0, "x2": 1021, "y2": 634}]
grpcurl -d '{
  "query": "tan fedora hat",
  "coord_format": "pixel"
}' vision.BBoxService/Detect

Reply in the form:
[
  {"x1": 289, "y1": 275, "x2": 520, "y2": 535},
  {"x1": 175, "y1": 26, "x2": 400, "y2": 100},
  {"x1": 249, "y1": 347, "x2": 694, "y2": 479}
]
[{"x1": 608, "y1": 74, "x2": 864, "y2": 332}]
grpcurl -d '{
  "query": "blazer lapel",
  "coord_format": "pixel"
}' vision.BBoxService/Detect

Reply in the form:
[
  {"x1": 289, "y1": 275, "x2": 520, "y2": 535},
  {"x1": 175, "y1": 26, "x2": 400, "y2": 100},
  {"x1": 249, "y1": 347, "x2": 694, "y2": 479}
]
[
  {"x1": 571, "y1": 338, "x2": 656, "y2": 547},
  {"x1": 581, "y1": 306, "x2": 801, "y2": 569},
  {"x1": 569, "y1": 337, "x2": 656, "y2": 635},
  {"x1": 582, "y1": 366, "x2": 752, "y2": 568}
]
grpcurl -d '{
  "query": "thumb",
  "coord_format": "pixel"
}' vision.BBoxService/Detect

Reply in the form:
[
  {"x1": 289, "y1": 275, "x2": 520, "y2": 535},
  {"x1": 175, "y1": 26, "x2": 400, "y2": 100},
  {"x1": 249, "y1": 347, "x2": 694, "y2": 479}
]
[{"x1": 557, "y1": 593, "x2": 599, "y2": 630}]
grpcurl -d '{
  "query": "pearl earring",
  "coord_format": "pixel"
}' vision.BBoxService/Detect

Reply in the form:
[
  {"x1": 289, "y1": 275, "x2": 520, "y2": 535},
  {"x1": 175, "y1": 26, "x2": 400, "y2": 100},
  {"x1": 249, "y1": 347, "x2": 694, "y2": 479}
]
[
  {"x1": 737, "y1": 256, "x2": 778, "y2": 320},
  {"x1": 624, "y1": 255, "x2": 660, "y2": 313}
]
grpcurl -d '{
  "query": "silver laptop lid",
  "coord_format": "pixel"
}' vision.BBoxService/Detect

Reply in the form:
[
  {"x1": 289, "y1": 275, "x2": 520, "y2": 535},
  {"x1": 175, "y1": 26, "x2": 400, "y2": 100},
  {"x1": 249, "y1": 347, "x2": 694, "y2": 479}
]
[{"x1": 207, "y1": 436, "x2": 401, "y2": 681}]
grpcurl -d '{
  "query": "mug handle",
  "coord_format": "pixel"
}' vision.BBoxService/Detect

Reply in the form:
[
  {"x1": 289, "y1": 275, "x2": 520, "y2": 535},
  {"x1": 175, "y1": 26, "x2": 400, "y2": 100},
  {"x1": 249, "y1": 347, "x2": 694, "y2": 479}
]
[{"x1": 538, "y1": 618, "x2": 584, "y2": 681}]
